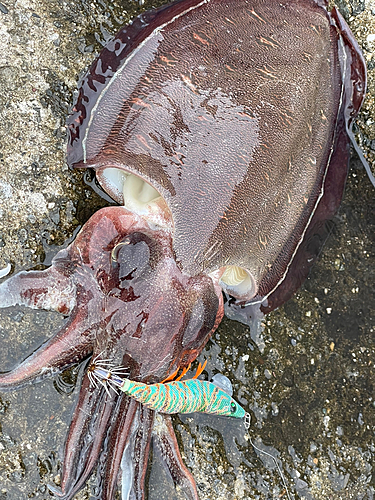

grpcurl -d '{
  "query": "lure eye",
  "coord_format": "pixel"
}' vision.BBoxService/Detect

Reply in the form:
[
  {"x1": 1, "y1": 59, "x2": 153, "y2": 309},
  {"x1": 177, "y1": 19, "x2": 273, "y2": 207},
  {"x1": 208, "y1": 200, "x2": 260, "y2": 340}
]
[{"x1": 230, "y1": 402, "x2": 237, "y2": 413}]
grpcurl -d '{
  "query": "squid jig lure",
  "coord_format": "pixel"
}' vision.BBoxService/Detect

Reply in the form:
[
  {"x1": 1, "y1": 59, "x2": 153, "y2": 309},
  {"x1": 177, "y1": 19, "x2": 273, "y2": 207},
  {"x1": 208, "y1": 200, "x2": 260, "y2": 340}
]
[
  {"x1": 89, "y1": 358, "x2": 292, "y2": 500},
  {"x1": 88, "y1": 358, "x2": 247, "y2": 420}
]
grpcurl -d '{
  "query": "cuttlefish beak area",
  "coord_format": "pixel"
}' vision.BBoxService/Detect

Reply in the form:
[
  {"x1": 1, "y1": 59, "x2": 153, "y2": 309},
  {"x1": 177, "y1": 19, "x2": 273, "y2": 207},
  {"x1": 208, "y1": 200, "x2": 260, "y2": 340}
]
[{"x1": 96, "y1": 165, "x2": 257, "y2": 301}]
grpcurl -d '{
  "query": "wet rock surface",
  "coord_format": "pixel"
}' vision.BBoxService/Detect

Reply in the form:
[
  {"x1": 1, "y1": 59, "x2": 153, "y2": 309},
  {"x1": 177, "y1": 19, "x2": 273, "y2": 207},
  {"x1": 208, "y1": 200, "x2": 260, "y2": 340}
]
[{"x1": 0, "y1": 0, "x2": 374, "y2": 499}]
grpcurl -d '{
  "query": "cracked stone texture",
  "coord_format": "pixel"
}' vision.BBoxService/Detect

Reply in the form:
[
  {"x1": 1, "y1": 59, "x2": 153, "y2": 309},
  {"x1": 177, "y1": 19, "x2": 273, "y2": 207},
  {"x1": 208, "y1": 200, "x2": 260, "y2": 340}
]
[{"x1": 0, "y1": 0, "x2": 374, "y2": 499}]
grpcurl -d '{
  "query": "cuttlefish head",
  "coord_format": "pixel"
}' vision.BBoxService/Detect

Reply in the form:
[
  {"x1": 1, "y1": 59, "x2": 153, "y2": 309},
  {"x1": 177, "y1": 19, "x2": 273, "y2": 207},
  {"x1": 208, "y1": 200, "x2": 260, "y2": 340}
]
[{"x1": 93, "y1": 166, "x2": 258, "y2": 303}]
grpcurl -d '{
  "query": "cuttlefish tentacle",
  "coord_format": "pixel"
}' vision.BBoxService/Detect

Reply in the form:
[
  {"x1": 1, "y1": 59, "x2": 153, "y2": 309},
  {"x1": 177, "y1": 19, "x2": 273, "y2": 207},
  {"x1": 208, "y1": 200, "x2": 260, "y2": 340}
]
[
  {"x1": 152, "y1": 413, "x2": 199, "y2": 500},
  {"x1": 131, "y1": 405, "x2": 155, "y2": 500},
  {"x1": 100, "y1": 396, "x2": 139, "y2": 500},
  {"x1": 101, "y1": 400, "x2": 154, "y2": 500},
  {"x1": 0, "y1": 266, "x2": 76, "y2": 314},
  {"x1": 0, "y1": 299, "x2": 93, "y2": 390},
  {"x1": 49, "y1": 374, "x2": 117, "y2": 499}
]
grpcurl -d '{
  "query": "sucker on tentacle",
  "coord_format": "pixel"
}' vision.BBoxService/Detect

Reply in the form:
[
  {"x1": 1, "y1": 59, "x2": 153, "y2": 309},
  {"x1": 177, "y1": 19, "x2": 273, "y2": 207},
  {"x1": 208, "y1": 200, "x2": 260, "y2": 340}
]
[{"x1": 88, "y1": 360, "x2": 246, "y2": 419}]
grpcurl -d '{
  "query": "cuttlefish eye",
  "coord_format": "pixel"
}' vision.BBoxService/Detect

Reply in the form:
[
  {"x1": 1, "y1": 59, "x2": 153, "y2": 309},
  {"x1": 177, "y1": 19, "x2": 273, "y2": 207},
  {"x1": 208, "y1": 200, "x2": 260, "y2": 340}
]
[
  {"x1": 219, "y1": 265, "x2": 257, "y2": 300},
  {"x1": 230, "y1": 402, "x2": 237, "y2": 413},
  {"x1": 97, "y1": 167, "x2": 173, "y2": 229}
]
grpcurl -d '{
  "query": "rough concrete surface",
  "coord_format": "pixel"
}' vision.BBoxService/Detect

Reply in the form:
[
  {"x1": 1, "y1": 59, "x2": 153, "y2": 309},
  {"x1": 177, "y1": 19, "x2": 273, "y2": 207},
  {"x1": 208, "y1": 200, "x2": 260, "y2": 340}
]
[{"x1": 0, "y1": 0, "x2": 374, "y2": 499}]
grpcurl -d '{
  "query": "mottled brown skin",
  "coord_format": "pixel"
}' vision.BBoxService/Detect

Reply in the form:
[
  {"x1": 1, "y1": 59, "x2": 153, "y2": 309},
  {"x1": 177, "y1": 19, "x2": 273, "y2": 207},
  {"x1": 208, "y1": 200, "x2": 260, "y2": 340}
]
[{"x1": 0, "y1": 0, "x2": 368, "y2": 499}]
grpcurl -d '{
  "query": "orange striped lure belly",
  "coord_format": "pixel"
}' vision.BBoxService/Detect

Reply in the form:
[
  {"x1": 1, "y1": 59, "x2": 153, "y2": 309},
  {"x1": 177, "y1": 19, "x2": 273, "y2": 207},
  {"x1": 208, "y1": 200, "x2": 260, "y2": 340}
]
[{"x1": 90, "y1": 365, "x2": 246, "y2": 419}]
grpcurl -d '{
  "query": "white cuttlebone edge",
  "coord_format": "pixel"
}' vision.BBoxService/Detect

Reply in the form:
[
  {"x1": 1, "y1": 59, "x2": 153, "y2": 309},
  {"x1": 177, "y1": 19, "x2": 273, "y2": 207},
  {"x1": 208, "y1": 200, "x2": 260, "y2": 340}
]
[{"x1": 82, "y1": 0, "x2": 211, "y2": 163}]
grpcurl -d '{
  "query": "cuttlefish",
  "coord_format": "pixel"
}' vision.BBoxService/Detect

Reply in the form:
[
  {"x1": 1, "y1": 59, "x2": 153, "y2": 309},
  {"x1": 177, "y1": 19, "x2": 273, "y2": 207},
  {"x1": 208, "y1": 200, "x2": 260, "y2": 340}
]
[{"x1": 0, "y1": 0, "x2": 368, "y2": 498}]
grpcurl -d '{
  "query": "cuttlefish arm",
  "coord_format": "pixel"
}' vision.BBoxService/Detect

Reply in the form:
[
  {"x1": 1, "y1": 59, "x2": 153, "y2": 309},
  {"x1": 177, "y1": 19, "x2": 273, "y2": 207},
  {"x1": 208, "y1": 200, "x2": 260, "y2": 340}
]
[
  {"x1": 49, "y1": 373, "x2": 117, "y2": 499},
  {"x1": 0, "y1": 205, "x2": 224, "y2": 500},
  {"x1": 98, "y1": 401, "x2": 198, "y2": 500},
  {"x1": 0, "y1": 298, "x2": 94, "y2": 389},
  {"x1": 152, "y1": 413, "x2": 199, "y2": 500},
  {"x1": 0, "y1": 207, "x2": 148, "y2": 390},
  {"x1": 123, "y1": 404, "x2": 155, "y2": 500},
  {"x1": 100, "y1": 397, "x2": 139, "y2": 500},
  {"x1": 0, "y1": 264, "x2": 76, "y2": 314}
]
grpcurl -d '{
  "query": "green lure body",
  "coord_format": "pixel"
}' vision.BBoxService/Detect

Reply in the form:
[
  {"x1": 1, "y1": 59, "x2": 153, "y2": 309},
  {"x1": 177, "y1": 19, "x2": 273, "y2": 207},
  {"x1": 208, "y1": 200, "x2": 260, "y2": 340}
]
[
  {"x1": 92, "y1": 366, "x2": 245, "y2": 419},
  {"x1": 121, "y1": 378, "x2": 246, "y2": 418}
]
